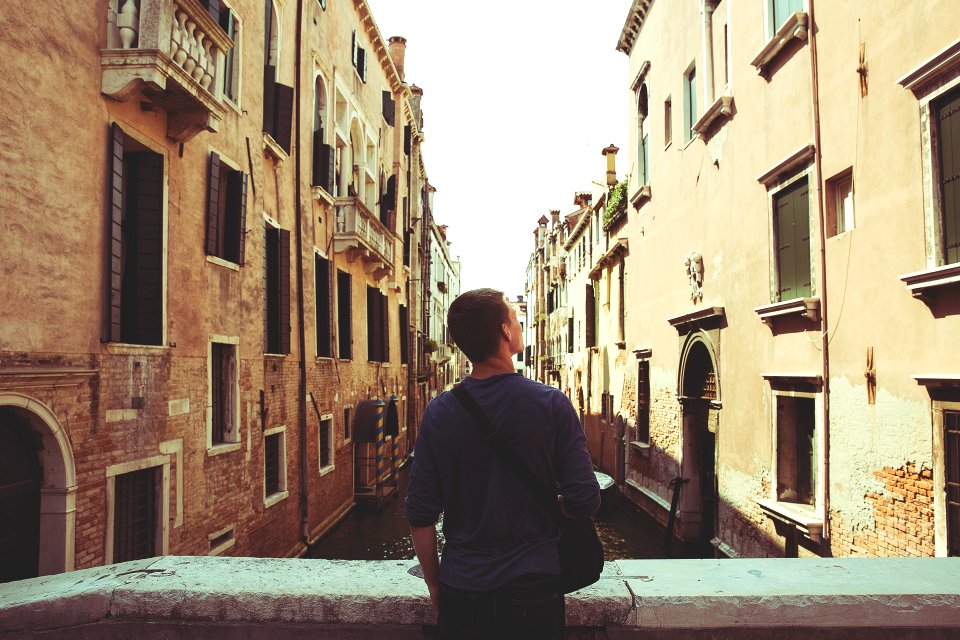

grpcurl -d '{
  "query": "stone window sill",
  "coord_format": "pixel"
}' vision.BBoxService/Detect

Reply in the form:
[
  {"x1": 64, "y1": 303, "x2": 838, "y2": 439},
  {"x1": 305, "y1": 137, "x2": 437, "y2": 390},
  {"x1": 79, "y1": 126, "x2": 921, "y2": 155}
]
[
  {"x1": 754, "y1": 297, "x2": 820, "y2": 325},
  {"x1": 750, "y1": 12, "x2": 809, "y2": 77},
  {"x1": 103, "y1": 343, "x2": 171, "y2": 355},
  {"x1": 263, "y1": 133, "x2": 288, "y2": 162},
  {"x1": 311, "y1": 185, "x2": 335, "y2": 206},
  {"x1": 692, "y1": 95, "x2": 734, "y2": 136},
  {"x1": 630, "y1": 185, "x2": 651, "y2": 210},
  {"x1": 264, "y1": 490, "x2": 289, "y2": 509},
  {"x1": 756, "y1": 498, "x2": 823, "y2": 543},
  {"x1": 899, "y1": 263, "x2": 960, "y2": 301},
  {"x1": 319, "y1": 464, "x2": 335, "y2": 477},
  {"x1": 206, "y1": 255, "x2": 240, "y2": 271},
  {"x1": 629, "y1": 440, "x2": 651, "y2": 454},
  {"x1": 207, "y1": 442, "x2": 242, "y2": 457}
]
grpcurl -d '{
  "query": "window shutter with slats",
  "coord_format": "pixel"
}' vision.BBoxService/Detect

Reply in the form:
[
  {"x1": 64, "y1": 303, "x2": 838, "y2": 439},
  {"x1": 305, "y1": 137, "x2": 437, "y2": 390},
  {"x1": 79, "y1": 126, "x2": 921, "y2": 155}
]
[
  {"x1": 107, "y1": 123, "x2": 125, "y2": 343},
  {"x1": 585, "y1": 284, "x2": 596, "y2": 348},
  {"x1": 262, "y1": 65, "x2": 276, "y2": 133},
  {"x1": 236, "y1": 173, "x2": 248, "y2": 265},
  {"x1": 404, "y1": 125, "x2": 411, "y2": 155},
  {"x1": 129, "y1": 152, "x2": 164, "y2": 346},
  {"x1": 937, "y1": 89, "x2": 960, "y2": 265},
  {"x1": 278, "y1": 229, "x2": 291, "y2": 354},
  {"x1": 273, "y1": 83, "x2": 294, "y2": 153},
  {"x1": 206, "y1": 152, "x2": 222, "y2": 257},
  {"x1": 382, "y1": 91, "x2": 395, "y2": 126}
]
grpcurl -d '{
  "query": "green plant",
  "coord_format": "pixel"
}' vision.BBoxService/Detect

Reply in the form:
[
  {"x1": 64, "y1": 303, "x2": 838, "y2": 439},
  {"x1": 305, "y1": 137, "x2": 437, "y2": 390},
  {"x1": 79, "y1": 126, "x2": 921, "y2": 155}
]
[
  {"x1": 424, "y1": 338, "x2": 438, "y2": 353},
  {"x1": 603, "y1": 180, "x2": 629, "y2": 226}
]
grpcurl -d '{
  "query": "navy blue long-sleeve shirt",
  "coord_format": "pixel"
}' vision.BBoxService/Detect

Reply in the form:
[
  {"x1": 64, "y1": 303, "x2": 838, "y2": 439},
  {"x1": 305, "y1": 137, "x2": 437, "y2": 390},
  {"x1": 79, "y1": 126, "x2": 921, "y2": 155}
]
[{"x1": 405, "y1": 372, "x2": 600, "y2": 591}]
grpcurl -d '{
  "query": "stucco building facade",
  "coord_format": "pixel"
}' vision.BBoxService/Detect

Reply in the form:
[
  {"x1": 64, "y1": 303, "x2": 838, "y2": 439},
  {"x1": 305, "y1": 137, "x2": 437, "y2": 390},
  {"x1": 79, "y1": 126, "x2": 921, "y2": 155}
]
[
  {"x1": 0, "y1": 0, "x2": 442, "y2": 581},
  {"x1": 608, "y1": 0, "x2": 960, "y2": 558}
]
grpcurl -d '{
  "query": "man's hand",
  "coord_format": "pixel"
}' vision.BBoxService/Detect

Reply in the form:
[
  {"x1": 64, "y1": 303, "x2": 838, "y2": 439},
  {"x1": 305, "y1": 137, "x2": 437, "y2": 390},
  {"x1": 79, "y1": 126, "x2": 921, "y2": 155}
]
[{"x1": 410, "y1": 524, "x2": 441, "y2": 610}]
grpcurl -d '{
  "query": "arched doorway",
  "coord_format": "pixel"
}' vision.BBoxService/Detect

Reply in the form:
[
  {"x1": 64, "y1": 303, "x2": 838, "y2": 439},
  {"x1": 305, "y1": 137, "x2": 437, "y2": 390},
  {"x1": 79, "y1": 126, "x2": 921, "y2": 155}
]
[
  {"x1": 0, "y1": 395, "x2": 77, "y2": 579},
  {"x1": 678, "y1": 335, "x2": 719, "y2": 548}
]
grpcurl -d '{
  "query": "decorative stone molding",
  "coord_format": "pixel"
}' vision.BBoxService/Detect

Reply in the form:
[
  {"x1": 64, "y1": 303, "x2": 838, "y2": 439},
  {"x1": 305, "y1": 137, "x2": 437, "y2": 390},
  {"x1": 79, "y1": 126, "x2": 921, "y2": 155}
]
[
  {"x1": 685, "y1": 251, "x2": 704, "y2": 303},
  {"x1": 912, "y1": 374, "x2": 960, "y2": 388},
  {"x1": 668, "y1": 306, "x2": 725, "y2": 334},
  {"x1": 754, "y1": 297, "x2": 820, "y2": 325},
  {"x1": 0, "y1": 367, "x2": 96, "y2": 391},
  {"x1": 756, "y1": 145, "x2": 816, "y2": 188},
  {"x1": 760, "y1": 372, "x2": 823, "y2": 388},
  {"x1": 263, "y1": 133, "x2": 288, "y2": 162},
  {"x1": 616, "y1": 0, "x2": 655, "y2": 54},
  {"x1": 101, "y1": 0, "x2": 234, "y2": 142},
  {"x1": 750, "y1": 12, "x2": 809, "y2": 77},
  {"x1": 756, "y1": 498, "x2": 823, "y2": 543},
  {"x1": 897, "y1": 37, "x2": 960, "y2": 100},
  {"x1": 588, "y1": 238, "x2": 628, "y2": 280},
  {"x1": 630, "y1": 60, "x2": 651, "y2": 91},
  {"x1": 899, "y1": 263, "x2": 960, "y2": 301},
  {"x1": 692, "y1": 95, "x2": 734, "y2": 136},
  {"x1": 333, "y1": 197, "x2": 394, "y2": 280}
]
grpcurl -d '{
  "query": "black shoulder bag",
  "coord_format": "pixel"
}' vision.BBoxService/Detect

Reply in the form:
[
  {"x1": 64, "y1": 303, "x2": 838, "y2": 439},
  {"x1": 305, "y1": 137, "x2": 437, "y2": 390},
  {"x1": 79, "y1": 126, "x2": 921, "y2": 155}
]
[{"x1": 452, "y1": 385, "x2": 604, "y2": 594}]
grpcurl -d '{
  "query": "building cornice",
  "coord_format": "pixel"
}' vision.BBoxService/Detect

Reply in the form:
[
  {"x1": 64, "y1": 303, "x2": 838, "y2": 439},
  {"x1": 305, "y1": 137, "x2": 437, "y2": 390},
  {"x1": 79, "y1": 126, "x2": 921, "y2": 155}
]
[
  {"x1": 354, "y1": 0, "x2": 407, "y2": 95},
  {"x1": 616, "y1": 0, "x2": 655, "y2": 55}
]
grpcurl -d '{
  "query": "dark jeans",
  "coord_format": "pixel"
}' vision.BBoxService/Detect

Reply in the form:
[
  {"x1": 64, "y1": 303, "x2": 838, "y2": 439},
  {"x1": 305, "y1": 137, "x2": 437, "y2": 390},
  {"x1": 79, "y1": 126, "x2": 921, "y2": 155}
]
[{"x1": 437, "y1": 574, "x2": 565, "y2": 640}]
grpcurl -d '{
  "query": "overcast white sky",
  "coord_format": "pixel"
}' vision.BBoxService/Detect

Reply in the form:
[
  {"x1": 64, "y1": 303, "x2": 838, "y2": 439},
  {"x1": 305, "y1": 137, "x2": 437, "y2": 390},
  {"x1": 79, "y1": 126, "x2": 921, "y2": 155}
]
[{"x1": 366, "y1": 1, "x2": 631, "y2": 298}]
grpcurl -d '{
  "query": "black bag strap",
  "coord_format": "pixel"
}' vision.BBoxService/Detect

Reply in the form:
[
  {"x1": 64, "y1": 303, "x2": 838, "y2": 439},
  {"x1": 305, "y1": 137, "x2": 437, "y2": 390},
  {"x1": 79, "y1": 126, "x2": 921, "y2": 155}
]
[{"x1": 451, "y1": 384, "x2": 561, "y2": 519}]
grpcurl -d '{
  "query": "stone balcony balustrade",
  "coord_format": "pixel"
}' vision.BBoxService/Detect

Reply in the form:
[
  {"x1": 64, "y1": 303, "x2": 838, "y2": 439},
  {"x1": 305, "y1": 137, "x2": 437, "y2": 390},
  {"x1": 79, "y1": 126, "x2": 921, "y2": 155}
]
[
  {"x1": 333, "y1": 196, "x2": 395, "y2": 281},
  {"x1": 101, "y1": 0, "x2": 235, "y2": 142},
  {"x1": 2, "y1": 556, "x2": 959, "y2": 639}
]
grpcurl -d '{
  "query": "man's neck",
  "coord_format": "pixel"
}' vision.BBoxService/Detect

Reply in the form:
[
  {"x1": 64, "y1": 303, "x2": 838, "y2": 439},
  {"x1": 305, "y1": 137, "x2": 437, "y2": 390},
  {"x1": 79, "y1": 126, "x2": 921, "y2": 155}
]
[{"x1": 469, "y1": 354, "x2": 517, "y2": 380}]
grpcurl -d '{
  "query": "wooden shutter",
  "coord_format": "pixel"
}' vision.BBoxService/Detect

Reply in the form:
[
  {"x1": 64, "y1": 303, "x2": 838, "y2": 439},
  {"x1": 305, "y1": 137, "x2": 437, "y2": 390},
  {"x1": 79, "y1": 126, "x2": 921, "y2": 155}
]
[
  {"x1": 312, "y1": 129, "x2": 324, "y2": 186},
  {"x1": 382, "y1": 91, "x2": 395, "y2": 126},
  {"x1": 774, "y1": 179, "x2": 811, "y2": 300},
  {"x1": 106, "y1": 123, "x2": 125, "y2": 343},
  {"x1": 206, "y1": 152, "x2": 222, "y2": 257},
  {"x1": 938, "y1": 89, "x2": 960, "y2": 265},
  {"x1": 351, "y1": 31, "x2": 357, "y2": 67},
  {"x1": 585, "y1": 283, "x2": 596, "y2": 348},
  {"x1": 266, "y1": 226, "x2": 286, "y2": 353},
  {"x1": 273, "y1": 83, "x2": 294, "y2": 153},
  {"x1": 337, "y1": 271, "x2": 352, "y2": 358},
  {"x1": 382, "y1": 293, "x2": 390, "y2": 362},
  {"x1": 399, "y1": 305, "x2": 408, "y2": 364},
  {"x1": 130, "y1": 152, "x2": 164, "y2": 346},
  {"x1": 278, "y1": 229, "x2": 291, "y2": 354},
  {"x1": 568, "y1": 317, "x2": 574, "y2": 353},
  {"x1": 404, "y1": 125, "x2": 411, "y2": 155},
  {"x1": 315, "y1": 255, "x2": 331, "y2": 357},
  {"x1": 236, "y1": 172, "x2": 248, "y2": 265},
  {"x1": 221, "y1": 170, "x2": 245, "y2": 264},
  {"x1": 357, "y1": 47, "x2": 366, "y2": 82},
  {"x1": 262, "y1": 65, "x2": 276, "y2": 133},
  {"x1": 367, "y1": 286, "x2": 377, "y2": 361}
]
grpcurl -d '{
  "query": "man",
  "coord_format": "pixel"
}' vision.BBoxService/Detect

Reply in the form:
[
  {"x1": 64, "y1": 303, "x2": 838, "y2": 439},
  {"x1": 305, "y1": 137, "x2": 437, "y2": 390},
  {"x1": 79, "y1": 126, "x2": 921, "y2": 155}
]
[{"x1": 405, "y1": 288, "x2": 600, "y2": 640}]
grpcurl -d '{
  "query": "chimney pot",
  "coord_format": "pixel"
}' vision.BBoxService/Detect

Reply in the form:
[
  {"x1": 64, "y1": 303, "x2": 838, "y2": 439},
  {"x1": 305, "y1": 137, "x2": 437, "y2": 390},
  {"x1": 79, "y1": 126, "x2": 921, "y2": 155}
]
[{"x1": 388, "y1": 36, "x2": 407, "y2": 81}]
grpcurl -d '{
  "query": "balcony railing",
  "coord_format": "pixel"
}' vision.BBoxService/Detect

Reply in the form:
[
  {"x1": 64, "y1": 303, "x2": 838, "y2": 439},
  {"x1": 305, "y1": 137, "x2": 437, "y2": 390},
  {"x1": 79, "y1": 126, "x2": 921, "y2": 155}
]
[
  {"x1": 334, "y1": 197, "x2": 394, "y2": 280},
  {"x1": 101, "y1": 0, "x2": 234, "y2": 142},
  {"x1": 3, "y1": 556, "x2": 958, "y2": 638}
]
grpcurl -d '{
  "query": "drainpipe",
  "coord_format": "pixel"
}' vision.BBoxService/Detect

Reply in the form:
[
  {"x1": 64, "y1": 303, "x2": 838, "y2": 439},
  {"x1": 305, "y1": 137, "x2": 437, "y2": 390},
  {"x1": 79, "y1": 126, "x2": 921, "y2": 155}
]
[
  {"x1": 701, "y1": 0, "x2": 716, "y2": 106},
  {"x1": 807, "y1": 0, "x2": 831, "y2": 544},
  {"x1": 294, "y1": 0, "x2": 310, "y2": 545}
]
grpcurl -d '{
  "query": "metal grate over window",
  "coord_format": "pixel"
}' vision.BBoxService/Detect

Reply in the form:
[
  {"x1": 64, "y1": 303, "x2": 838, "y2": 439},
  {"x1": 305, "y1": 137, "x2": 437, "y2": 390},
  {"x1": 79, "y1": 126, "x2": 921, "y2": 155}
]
[
  {"x1": 265, "y1": 433, "x2": 281, "y2": 497},
  {"x1": 113, "y1": 467, "x2": 158, "y2": 563},
  {"x1": 946, "y1": 410, "x2": 960, "y2": 556}
]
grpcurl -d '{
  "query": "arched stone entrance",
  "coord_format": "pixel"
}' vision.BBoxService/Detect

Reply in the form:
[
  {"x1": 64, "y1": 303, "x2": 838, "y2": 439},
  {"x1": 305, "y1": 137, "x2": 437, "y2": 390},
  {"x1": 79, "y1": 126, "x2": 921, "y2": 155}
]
[
  {"x1": 0, "y1": 394, "x2": 77, "y2": 578},
  {"x1": 677, "y1": 334, "x2": 720, "y2": 547}
]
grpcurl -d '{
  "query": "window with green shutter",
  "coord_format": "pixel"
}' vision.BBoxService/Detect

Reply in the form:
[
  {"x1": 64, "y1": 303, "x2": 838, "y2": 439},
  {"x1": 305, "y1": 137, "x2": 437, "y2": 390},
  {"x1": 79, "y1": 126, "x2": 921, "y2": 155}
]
[
  {"x1": 773, "y1": 178, "x2": 812, "y2": 300},
  {"x1": 936, "y1": 88, "x2": 960, "y2": 265}
]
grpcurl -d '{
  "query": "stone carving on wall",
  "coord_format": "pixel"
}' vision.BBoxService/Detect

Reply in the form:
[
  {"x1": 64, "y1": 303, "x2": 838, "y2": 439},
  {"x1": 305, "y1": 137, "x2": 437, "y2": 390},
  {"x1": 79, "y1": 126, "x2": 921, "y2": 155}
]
[{"x1": 685, "y1": 251, "x2": 704, "y2": 303}]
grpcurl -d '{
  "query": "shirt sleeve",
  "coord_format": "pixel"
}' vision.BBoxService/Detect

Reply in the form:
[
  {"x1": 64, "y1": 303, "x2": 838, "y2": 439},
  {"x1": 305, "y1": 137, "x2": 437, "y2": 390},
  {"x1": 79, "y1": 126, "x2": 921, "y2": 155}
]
[
  {"x1": 404, "y1": 404, "x2": 443, "y2": 527},
  {"x1": 553, "y1": 393, "x2": 601, "y2": 519}
]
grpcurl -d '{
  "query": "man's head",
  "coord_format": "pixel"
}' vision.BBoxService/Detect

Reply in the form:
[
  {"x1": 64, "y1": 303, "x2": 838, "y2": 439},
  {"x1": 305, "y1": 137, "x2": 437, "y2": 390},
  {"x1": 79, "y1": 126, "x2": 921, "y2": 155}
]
[{"x1": 447, "y1": 288, "x2": 523, "y2": 364}]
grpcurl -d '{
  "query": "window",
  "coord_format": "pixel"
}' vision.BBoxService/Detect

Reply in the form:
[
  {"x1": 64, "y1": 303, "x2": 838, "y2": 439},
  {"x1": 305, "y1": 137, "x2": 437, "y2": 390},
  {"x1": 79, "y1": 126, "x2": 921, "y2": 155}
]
[
  {"x1": 209, "y1": 341, "x2": 239, "y2": 446},
  {"x1": 664, "y1": 96, "x2": 673, "y2": 147},
  {"x1": 319, "y1": 415, "x2": 334, "y2": 472},
  {"x1": 382, "y1": 90, "x2": 396, "y2": 126},
  {"x1": 775, "y1": 395, "x2": 816, "y2": 505},
  {"x1": 105, "y1": 123, "x2": 164, "y2": 346},
  {"x1": 585, "y1": 282, "x2": 597, "y2": 348},
  {"x1": 312, "y1": 76, "x2": 335, "y2": 193},
  {"x1": 262, "y1": 1, "x2": 293, "y2": 153},
  {"x1": 219, "y1": 6, "x2": 240, "y2": 103},
  {"x1": 113, "y1": 466, "x2": 159, "y2": 563},
  {"x1": 315, "y1": 254, "x2": 331, "y2": 357},
  {"x1": 637, "y1": 84, "x2": 649, "y2": 185},
  {"x1": 826, "y1": 169, "x2": 854, "y2": 237},
  {"x1": 207, "y1": 525, "x2": 236, "y2": 555},
  {"x1": 264, "y1": 426, "x2": 287, "y2": 504},
  {"x1": 567, "y1": 317, "x2": 574, "y2": 353},
  {"x1": 351, "y1": 31, "x2": 367, "y2": 82},
  {"x1": 769, "y1": 0, "x2": 804, "y2": 36},
  {"x1": 773, "y1": 177, "x2": 812, "y2": 300},
  {"x1": 343, "y1": 407, "x2": 351, "y2": 442},
  {"x1": 367, "y1": 286, "x2": 389, "y2": 363},
  {"x1": 265, "y1": 224, "x2": 291, "y2": 354},
  {"x1": 936, "y1": 88, "x2": 960, "y2": 265},
  {"x1": 206, "y1": 153, "x2": 248, "y2": 264},
  {"x1": 618, "y1": 260, "x2": 626, "y2": 342},
  {"x1": 399, "y1": 304, "x2": 409, "y2": 364},
  {"x1": 944, "y1": 409, "x2": 960, "y2": 556},
  {"x1": 684, "y1": 65, "x2": 697, "y2": 143},
  {"x1": 337, "y1": 270, "x2": 352, "y2": 359},
  {"x1": 380, "y1": 174, "x2": 396, "y2": 228},
  {"x1": 636, "y1": 360, "x2": 650, "y2": 442}
]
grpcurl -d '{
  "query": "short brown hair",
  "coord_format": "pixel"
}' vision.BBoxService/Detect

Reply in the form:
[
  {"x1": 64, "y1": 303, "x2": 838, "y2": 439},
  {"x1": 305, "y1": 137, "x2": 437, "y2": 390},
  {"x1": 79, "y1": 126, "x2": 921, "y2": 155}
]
[{"x1": 447, "y1": 288, "x2": 510, "y2": 363}]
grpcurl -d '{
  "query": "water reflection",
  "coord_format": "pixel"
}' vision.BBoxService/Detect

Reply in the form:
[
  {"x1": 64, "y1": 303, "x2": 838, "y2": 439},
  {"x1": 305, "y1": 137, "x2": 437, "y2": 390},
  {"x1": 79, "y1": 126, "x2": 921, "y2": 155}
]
[{"x1": 308, "y1": 465, "x2": 706, "y2": 561}]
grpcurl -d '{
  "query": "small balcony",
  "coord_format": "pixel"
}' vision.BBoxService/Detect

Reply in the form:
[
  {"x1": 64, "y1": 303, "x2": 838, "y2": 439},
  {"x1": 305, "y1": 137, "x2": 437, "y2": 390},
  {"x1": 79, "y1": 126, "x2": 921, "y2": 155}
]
[
  {"x1": 334, "y1": 197, "x2": 394, "y2": 280},
  {"x1": 101, "y1": 0, "x2": 235, "y2": 142}
]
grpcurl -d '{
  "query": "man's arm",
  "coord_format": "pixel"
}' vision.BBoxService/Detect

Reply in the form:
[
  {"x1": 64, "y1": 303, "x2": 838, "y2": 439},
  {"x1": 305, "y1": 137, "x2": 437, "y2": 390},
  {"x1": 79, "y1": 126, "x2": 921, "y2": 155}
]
[
  {"x1": 410, "y1": 524, "x2": 440, "y2": 608},
  {"x1": 554, "y1": 394, "x2": 601, "y2": 518}
]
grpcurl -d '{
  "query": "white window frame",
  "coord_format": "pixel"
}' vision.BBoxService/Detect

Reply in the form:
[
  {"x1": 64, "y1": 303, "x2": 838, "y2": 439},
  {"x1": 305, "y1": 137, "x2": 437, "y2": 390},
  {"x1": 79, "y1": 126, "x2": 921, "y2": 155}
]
[
  {"x1": 207, "y1": 523, "x2": 236, "y2": 556},
  {"x1": 932, "y1": 399, "x2": 960, "y2": 557},
  {"x1": 207, "y1": 335, "x2": 241, "y2": 456},
  {"x1": 765, "y1": 0, "x2": 806, "y2": 40},
  {"x1": 683, "y1": 62, "x2": 698, "y2": 145},
  {"x1": 220, "y1": 0, "x2": 242, "y2": 110},
  {"x1": 205, "y1": 149, "x2": 245, "y2": 271},
  {"x1": 319, "y1": 412, "x2": 335, "y2": 475},
  {"x1": 770, "y1": 390, "x2": 822, "y2": 508},
  {"x1": 263, "y1": 425, "x2": 289, "y2": 507},
  {"x1": 763, "y1": 164, "x2": 816, "y2": 304},
  {"x1": 104, "y1": 455, "x2": 171, "y2": 564}
]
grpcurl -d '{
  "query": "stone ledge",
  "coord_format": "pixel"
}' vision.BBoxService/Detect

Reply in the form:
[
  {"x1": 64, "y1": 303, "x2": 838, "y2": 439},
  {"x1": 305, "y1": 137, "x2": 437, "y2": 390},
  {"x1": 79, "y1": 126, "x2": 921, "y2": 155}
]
[{"x1": 2, "y1": 557, "x2": 960, "y2": 637}]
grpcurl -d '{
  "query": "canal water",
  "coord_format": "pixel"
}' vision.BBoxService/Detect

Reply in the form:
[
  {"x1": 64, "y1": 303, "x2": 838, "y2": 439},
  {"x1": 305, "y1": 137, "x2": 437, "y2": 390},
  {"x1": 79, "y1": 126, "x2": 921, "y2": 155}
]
[{"x1": 308, "y1": 463, "x2": 708, "y2": 561}]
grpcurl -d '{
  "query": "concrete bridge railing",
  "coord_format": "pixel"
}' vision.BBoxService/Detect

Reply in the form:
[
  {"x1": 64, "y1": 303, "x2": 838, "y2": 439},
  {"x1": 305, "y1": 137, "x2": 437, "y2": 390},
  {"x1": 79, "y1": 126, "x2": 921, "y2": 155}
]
[{"x1": 2, "y1": 556, "x2": 959, "y2": 639}]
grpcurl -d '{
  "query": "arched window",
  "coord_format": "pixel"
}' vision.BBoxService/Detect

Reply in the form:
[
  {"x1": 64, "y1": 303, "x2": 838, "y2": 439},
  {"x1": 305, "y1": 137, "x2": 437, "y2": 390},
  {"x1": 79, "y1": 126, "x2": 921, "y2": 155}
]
[
  {"x1": 265, "y1": 1, "x2": 280, "y2": 68},
  {"x1": 637, "y1": 83, "x2": 649, "y2": 186}
]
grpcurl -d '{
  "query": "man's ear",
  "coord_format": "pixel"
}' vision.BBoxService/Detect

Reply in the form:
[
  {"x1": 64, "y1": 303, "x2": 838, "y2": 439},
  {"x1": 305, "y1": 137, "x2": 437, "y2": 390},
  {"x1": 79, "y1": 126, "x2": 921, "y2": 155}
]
[{"x1": 500, "y1": 322, "x2": 512, "y2": 342}]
